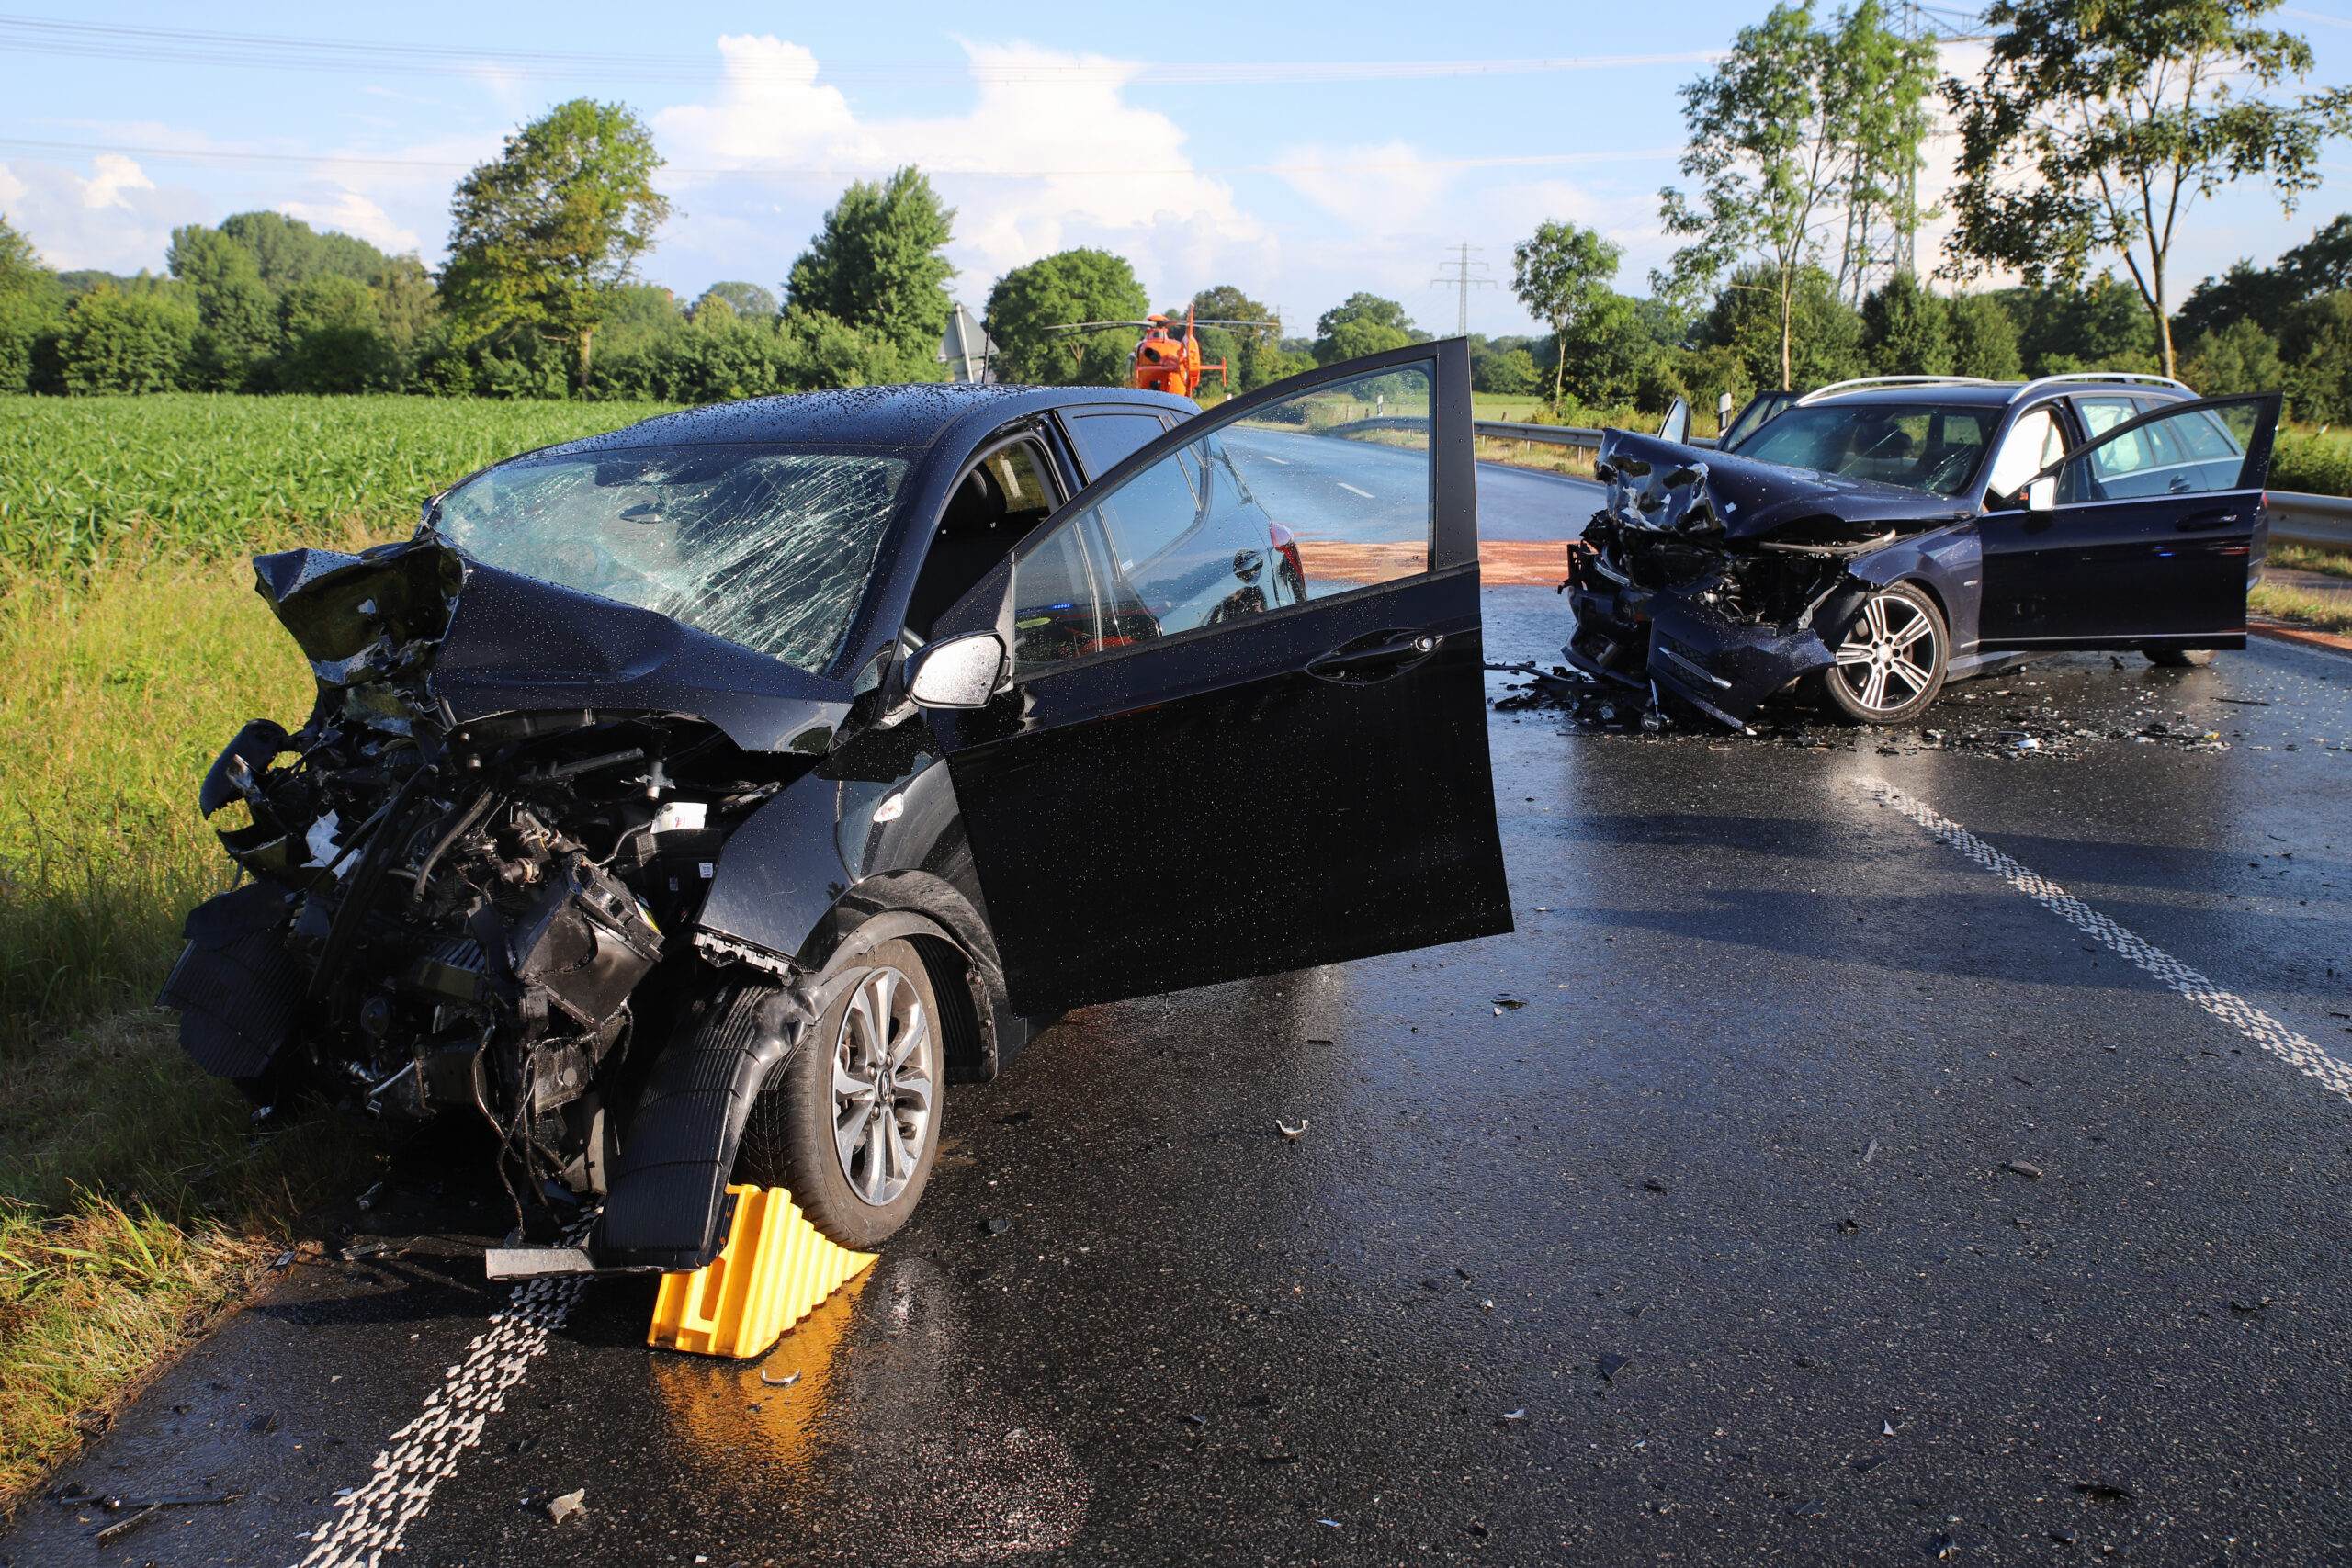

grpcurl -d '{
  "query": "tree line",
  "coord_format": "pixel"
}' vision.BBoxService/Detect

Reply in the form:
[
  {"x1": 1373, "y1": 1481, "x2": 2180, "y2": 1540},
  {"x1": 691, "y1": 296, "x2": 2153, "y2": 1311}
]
[{"x1": 3, "y1": 0, "x2": 2348, "y2": 415}]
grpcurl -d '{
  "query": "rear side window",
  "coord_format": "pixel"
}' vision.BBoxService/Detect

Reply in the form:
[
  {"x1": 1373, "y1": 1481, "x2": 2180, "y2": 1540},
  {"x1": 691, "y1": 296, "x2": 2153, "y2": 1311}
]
[{"x1": 1062, "y1": 411, "x2": 1171, "y2": 480}]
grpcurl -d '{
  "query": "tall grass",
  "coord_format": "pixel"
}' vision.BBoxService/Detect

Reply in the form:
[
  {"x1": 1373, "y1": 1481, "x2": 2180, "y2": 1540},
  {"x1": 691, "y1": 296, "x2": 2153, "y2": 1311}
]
[
  {"x1": 0, "y1": 393, "x2": 680, "y2": 573},
  {"x1": 0, "y1": 393, "x2": 675, "y2": 1504}
]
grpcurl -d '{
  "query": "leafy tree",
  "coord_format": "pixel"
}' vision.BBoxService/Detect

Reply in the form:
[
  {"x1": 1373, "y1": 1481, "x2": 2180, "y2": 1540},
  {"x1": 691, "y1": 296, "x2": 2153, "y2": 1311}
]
[
  {"x1": 168, "y1": 225, "x2": 278, "y2": 389},
  {"x1": 1860, "y1": 272, "x2": 1951, "y2": 375},
  {"x1": 697, "y1": 281, "x2": 776, "y2": 319},
  {"x1": 1947, "y1": 291, "x2": 2023, "y2": 378},
  {"x1": 1829, "y1": 1, "x2": 1940, "y2": 301},
  {"x1": 785, "y1": 166, "x2": 956, "y2": 376},
  {"x1": 984, "y1": 248, "x2": 1148, "y2": 386},
  {"x1": 1657, "y1": 4, "x2": 1865, "y2": 389},
  {"x1": 1475, "y1": 346, "x2": 1543, "y2": 396},
  {"x1": 219, "y1": 210, "x2": 399, "y2": 288},
  {"x1": 1990, "y1": 276, "x2": 2156, "y2": 375},
  {"x1": 2279, "y1": 291, "x2": 2352, "y2": 419},
  {"x1": 1316, "y1": 314, "x2": 1414, "y2": 366},
  {"x1": 442, "y1": 98, "x2": 673, "y2": 392},
  {"x1": 2177, "y1": 212, "x2": 2352, "y2": 338},
  {"x1": 371, "y1": 255, "x2": 442, "y2": 377},
  {"x1": 2182, "y1": 315, "x2": 2286, "y2": 396},
  {"x1": 1701, "y1": 262, "x2": 1866, "y2": 390},
  {"x1": 1943, "y1": 0, "x2": 2352, "y2": 378},
  {"x1": 1307, "y1": 293, "x2": 1411, "y2": 352},
  {"x1": 277, "y1": 274, "x2": 388, "y2": 393},
  {"x1": 1512, "y1": 221, "x2": 1622, "y2": 402},
  {"x1": 0, "y1": 213, "x2": 64, "y2": 393},
  {"x1": 59, "y1": 287, "x2": 198, "y2": 394},
  {"x1": 1552, "y1": 293, "x2": 1660, "y2": 407}
]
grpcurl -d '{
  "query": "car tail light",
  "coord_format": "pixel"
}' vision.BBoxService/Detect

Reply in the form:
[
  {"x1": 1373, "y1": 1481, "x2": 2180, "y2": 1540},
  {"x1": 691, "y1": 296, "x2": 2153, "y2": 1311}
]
[{"x1": 1268, "y1": 520, "x2": 1306, "y2": 589}]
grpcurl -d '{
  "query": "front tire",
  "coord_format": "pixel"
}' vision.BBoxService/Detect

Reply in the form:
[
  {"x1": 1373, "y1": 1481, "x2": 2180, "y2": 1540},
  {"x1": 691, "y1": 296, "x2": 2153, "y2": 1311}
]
[
  {"x1": 1815, "y1": 583, "x2": 1948, "y2": 725},
  {"x1": 734, "y1": 939, "x2": 944, "y2": 1250}
]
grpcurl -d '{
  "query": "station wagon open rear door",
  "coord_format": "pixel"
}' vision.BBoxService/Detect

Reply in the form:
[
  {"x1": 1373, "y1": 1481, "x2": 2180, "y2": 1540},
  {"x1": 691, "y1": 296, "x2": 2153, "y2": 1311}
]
[{"x1": 920, "y1": 338, "x2": 1510, "y2": 1016}]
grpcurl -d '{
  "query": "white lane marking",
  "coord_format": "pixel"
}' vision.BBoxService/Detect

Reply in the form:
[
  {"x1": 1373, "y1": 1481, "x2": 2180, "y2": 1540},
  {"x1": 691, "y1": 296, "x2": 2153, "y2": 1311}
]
[
  {"x1": 1258, "y1": 455, "x2": 1289, "y2": 465},
  {"x1": 1336, "y1": 481, "x2": 1374, "y2": 499},
  {"x1": 1863, "y1": 778, "x2": 2352, "y2": 1106},
  {"x1": 292, "y1": 1264, "x2": 589, "y2": 1566}
]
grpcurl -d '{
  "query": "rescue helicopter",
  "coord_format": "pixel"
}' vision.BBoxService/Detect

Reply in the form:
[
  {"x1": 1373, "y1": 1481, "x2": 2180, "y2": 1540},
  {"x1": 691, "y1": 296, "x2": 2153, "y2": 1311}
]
[{"x1": 1045, "y1": 305, "x2": 1277, "y2": 398}]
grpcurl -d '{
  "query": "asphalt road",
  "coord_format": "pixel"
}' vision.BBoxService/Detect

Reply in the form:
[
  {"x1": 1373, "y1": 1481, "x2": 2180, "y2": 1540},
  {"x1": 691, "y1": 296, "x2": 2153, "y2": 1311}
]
[{"x1": 10, "y1": 480, "x2": 2352, "y2": 1567}]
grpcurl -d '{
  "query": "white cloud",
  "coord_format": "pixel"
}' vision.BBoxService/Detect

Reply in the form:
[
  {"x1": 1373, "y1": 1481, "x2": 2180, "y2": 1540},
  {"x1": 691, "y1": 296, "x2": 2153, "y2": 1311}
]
[
  {"x1": 278, "y1": 191, "x2": 421, "y2": 256},
  {"x1": 0, "y1": 154, "x2": 209, "y2": 271},
  {"x1": 654, "y1": 36, "x2": 1274, "y2": 304},
  {"x1": 1275, "y1": 141, "x2": 1454, "y2": 231}
]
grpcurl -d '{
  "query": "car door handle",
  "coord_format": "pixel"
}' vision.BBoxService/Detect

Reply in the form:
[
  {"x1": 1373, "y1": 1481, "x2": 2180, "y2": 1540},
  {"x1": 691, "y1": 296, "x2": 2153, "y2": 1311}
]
[
  {"x1": 1306, "y1": 628, "x2": 1443, "y2": 683},
  {"x1": 2176, "y1": 509, "x2": 2239, "y2": 531}
]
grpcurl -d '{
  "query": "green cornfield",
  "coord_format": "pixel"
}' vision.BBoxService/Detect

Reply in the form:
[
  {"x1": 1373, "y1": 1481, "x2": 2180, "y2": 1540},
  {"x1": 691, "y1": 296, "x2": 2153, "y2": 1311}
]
[{"x1": 0, "y1": 393, "x2": 682, "y2": 574}]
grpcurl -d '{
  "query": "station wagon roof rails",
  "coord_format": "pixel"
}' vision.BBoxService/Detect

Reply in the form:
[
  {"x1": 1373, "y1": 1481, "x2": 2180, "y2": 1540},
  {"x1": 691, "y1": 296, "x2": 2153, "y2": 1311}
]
[
  {"x1": 1795, "y1": 375, "x2": 2007, "y2": 405},
  {"x1": 2007, "y1": 371, "x2": 2193, "y2": 402}
]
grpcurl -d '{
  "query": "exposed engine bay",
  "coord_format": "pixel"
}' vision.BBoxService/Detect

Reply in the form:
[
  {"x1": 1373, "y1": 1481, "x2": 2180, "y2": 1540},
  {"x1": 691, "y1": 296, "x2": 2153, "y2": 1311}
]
[
  {"x1": 1562, "y1": 429, "x2": 1970, "y2": 725},
  {"x1": 162, "y1": 537, "x2": 833, "y2": 1252}
]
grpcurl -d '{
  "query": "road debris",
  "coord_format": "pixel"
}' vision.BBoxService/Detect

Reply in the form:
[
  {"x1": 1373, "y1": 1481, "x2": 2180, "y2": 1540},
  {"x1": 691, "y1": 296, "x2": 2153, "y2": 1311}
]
[
  {"x1": 2005, "y1": 1160, "x2": 2044, "y2": 1179},
  {"x1": 547, "y1": 1488, "x2": 587, "y2": 1524},
  {"x1": 1277, "y1": 1120, "x2": 1310, "y2": 1140},
  {"x1": 1643, "y1": 1178, "x2": 1668, "y2": 1193},
  {"x1": 1931, "y1": 1531, "x2": 1957, "y2": 1559},
  {"x1": 1852, "y1": 1457, "x2": 1883, "y2": 1473},
  {"x1": 1787, "y1": 1498, "x2": 1826, "y2": 1519},
  {"x1": 1496, "y1": 1408, "x2": 1528, "y2": 1423},
  {"x1": 1491, "y1": 996, "x2": 1528, "y2": 1010},
  {"x1": 1598, "y1": 1353, "x2": 1633, "y2": 1382},
  {"x1": 2074, "y1": 1481, "x2": 2135, "y2": 1505},
  {"x1": 1862, "y1": 1139, "x2": 1878, "y2": 1163},
  {"x1": 1883, "y1": 1421, "x2": 1895, "y2": 1436},
  {"x1": 759, "y1": 1370, "x2": 801, "y2": 1387},
  {"x1": 93, "y1": 1504, "x2": 163, "y2": 1544},
  {"x1": 994, "y1": 1109, "x2": 1034, "y2": 1125},
  {"x1": 984, "y1": 1216, "x2": 1012, "y2": 1235}
]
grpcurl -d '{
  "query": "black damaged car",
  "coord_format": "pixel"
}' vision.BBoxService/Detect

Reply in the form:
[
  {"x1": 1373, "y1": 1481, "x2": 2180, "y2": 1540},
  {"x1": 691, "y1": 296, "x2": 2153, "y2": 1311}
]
[
  {"x1": 1564, "y1": 374, "x2": 2281, "y2": 727},
  {"x1": 162, "y1": 341, "x2": 1510, "y2": 1275}
]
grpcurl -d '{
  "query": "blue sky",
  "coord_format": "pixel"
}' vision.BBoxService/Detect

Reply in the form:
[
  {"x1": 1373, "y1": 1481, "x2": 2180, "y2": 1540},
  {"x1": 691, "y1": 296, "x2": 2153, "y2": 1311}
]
[{"x1": 3, "y1": 0, "x2": 2348, "y2": 339}]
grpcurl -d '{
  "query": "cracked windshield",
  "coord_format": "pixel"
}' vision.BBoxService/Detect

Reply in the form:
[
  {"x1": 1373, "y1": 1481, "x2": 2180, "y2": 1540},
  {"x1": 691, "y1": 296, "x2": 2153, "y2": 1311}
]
[
  {"x1": 1013, "y1": 364, "x2": 1434, "y2": 667},
  {"x1": 434, "y1": 446, "x2": 910, "y2": 672}
]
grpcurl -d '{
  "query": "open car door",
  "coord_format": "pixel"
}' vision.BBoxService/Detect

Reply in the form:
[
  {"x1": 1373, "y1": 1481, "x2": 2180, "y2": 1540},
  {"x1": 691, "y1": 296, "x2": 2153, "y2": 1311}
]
[
  {"x1": 913, "y1": 339, "x2": 1510, "y2": 1015},
  {"x1": 1980, "y1": 392, "x2": 2279, "y2": 649}
]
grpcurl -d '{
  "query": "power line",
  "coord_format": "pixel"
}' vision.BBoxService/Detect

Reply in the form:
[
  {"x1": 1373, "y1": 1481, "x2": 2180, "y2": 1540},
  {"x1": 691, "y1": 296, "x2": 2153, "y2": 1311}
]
[
  {"x1": 0, "y1": 16, "x2": 1721, "y2": 87},
  {"x1": 1429, "y1": 243, "x2": 1496, "y2": 338},
  {"x1": 0, "y1": 134, "x2": 1683, "y2": 180}
]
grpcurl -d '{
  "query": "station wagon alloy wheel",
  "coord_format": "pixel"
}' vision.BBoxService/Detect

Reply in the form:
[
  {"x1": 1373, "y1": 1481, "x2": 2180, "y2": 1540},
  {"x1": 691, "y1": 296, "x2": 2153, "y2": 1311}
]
[
  {"x1": 1823, "y1": 585, "x2": 1947, "y2": 724},
  {"x1": 831, "y1": 964, "x2": 936, "y2": 1207}
]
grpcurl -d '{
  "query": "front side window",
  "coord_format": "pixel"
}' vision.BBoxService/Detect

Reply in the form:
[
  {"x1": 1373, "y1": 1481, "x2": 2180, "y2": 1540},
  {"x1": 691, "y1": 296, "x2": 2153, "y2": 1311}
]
[
  {"x1": 435, "y1": 444, "x2": 911, "y2": 674},
  {"x1": 1012, "y1": 365, "x2": 1435, "y2": 671},
  {"x1": 1736, "y1": 402, "x2": 1999, "y2": 496},
  {"x1": 2059, "y1": 404, "x2": 2253, "y2": 503}
]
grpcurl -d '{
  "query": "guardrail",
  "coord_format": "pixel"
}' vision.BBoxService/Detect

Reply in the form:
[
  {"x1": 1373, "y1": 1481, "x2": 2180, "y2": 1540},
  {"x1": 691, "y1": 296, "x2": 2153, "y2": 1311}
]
[
  {"x1": 2265, "y1": 490, "x2": 2352, "y2": 552},
  {"x1": 1476, "y1": 418, "x2": 1720, "y2": 451}
]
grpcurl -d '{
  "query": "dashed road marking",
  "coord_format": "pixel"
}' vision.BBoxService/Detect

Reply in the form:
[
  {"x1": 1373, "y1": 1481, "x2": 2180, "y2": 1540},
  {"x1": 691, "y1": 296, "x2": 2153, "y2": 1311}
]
[
  {"x1": 1337, "y1": 481, "x2": 1374, "y2": 499},
  {"x1": 1864, "y1": 778, "x2": 2352, "y2": 1105},
  {"x1": 292, "y1": 1262, "x2": 588, "y2": 1566}
]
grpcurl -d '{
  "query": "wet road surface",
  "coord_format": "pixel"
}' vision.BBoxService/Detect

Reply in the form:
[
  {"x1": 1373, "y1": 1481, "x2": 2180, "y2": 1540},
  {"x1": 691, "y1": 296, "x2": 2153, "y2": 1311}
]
[{"x1": 11, "y1": 575, "x2": 2352, "y2": 1562}]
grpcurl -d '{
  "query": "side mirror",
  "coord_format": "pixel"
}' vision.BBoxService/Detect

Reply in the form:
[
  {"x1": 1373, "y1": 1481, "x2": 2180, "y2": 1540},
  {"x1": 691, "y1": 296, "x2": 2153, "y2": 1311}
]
[
  {"x1": 902, "y1": 631, "x2": 1006, "y2": 709},
  {"x1": 2026, "y1": 475, "x2": 2056, "y2": 514},
  {"x1": 1657, "y1": 397, "x2": 1691, "y2": 445}
]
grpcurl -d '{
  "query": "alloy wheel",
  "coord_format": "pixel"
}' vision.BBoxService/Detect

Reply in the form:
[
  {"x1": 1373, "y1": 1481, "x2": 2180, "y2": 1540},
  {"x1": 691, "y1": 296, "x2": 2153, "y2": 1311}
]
[
  {"x1": 830, "y1": 964, "x2": 937, "y2": 1207},
  {"x1": 1833, "y1": 591, "x2": 1942, "y2": 716}
]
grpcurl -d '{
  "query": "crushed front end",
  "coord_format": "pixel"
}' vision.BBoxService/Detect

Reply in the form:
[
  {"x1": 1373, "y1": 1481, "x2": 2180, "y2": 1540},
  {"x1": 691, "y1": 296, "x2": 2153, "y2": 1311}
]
[
  {"x1": 161, "y1": 537, "x2": 814, "y2": 1237},
  {"x1": 1561, "y1": 431, "x2": 1956, "y2": 727}
]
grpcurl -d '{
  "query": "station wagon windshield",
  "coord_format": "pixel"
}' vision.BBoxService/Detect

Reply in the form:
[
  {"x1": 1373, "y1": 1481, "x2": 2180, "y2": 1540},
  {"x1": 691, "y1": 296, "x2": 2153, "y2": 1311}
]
[
  {"x1": 1732, "y1": 403, "x2": 2000, "y2": 497},
  {"x1": 434, "y1": 445, "x2": 911, "y2": 673}
]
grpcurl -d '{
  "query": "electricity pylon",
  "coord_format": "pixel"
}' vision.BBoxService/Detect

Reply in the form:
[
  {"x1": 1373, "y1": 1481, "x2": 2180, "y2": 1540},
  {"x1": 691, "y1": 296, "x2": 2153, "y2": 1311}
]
[{"x1": 1430, "y1": 243, "x2": 1496, "y2": 338}]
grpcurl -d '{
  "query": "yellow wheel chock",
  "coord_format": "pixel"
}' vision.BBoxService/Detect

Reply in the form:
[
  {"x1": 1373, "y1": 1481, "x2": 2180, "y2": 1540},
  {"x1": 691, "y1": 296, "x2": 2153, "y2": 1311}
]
[{"x1": 647, "y1": 1184, "x2": 876, "y2": 1359}]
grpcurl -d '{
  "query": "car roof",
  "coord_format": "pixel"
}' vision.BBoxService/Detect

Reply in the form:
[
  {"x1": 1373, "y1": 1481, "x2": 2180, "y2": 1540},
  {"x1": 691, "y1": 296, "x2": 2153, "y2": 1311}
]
[
  {"x1": 1800, "y1": 378, "x2": 2194, "y2": 410},
  {"x1": 537, "y1": 383, "x2": 1200, "y2": 455}
]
